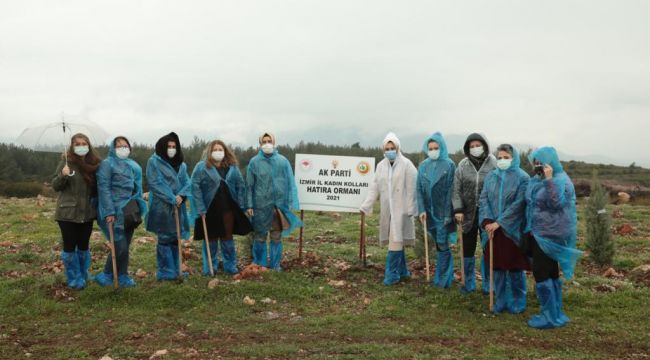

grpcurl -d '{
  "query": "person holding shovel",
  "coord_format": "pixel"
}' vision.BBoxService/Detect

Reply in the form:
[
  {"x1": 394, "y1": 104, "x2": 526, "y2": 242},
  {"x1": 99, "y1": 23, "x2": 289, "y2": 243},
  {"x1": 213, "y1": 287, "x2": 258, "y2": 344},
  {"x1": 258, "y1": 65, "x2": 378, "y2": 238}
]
[
  {"x1": 191, "y1": 140, "x2": 252, "y2": 275},
  {"x1": 95, "y1": 136, "x2": 147, "y2": 288},
  {"x1": 246, "y1": 132, "x2": 302, "y2": 271},
  {"x1": 525, "y1": 146, "x2": 582, "y2": 329},
  {"x1": 145, "y1": 132, "x2": 192, "y2": 281},
  {"x1": 52, "y1": 133, "x2": 102, "y2": 289},
  {"x1": 479, "y1": 144, "x2": 530, "y2": 314},
  {"x1": 360, "y1": 132, "x2": 418, "y2": 285},
  {"x1": 416, "y1": 132, "x2": 457, "y2": 288},
  {"x1": 453, "y1": 133, "x2": 497, "y2": 294}
]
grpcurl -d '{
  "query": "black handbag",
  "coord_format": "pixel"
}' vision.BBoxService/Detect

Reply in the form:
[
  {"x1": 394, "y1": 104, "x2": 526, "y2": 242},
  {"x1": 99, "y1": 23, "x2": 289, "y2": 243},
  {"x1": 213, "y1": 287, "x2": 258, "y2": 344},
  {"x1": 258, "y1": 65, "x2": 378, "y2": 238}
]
[{"x1": 122, "y1": 199, "x2": 142, "y2": 230}]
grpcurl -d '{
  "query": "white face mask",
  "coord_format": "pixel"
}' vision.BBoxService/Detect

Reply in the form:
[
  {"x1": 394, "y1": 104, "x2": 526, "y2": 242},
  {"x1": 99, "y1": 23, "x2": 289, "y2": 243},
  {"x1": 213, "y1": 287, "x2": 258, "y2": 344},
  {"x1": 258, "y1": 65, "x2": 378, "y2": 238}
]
[
  {"x1": 211, "y1": 150, "x2": 225, "y2": 162},
  {"x1": 115, "y1": 147, "x2": 130, "y2": 159},
  {"x1": 470, "y1": 146, "x2": 484, "y2": 157},
  {"x1": 261, "y1": 143, "x2": 274, "y2": 154},
  {"x1": 167, "y1": 148, "x2": 177, "y2": 158},
  {"x1": 74, "y1": 145, "x2": 89, "y2": 157},
  {"x1": 427, "y1": 150, "x2": 440, "y2": 160},
  {"x1": 497, "y1": 158, "x2": 513, "y2": 170}
]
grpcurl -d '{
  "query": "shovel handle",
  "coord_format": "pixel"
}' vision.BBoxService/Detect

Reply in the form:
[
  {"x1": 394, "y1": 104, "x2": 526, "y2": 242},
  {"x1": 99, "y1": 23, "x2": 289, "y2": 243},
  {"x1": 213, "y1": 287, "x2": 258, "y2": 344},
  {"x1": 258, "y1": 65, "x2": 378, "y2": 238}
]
[
  {"x1": 174, "y1": 207, "x2": 183, "y2": 278},
  {"x1": 108, "y1": 222, "x2": 118, "y2": 289},
  {"x1": 423, "y1": 216, "x2": 430, "y2": 282},
  {"x1": 201, "y1": 215, "x2": 214, "y2": 276}
]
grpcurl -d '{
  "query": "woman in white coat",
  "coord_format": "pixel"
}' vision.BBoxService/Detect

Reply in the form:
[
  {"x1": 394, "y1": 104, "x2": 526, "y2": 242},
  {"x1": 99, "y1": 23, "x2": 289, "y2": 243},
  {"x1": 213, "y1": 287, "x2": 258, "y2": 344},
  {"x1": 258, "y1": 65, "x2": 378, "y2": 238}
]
[{"x1": 360, "y1": 132, "x2": 418, "y2": 285}]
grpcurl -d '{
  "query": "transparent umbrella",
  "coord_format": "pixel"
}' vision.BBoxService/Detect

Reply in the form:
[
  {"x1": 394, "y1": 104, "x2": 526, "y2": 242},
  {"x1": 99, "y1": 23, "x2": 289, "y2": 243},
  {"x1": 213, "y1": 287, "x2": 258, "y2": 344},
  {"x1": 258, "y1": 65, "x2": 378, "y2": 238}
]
[{"x1": 15, "y1": 113, "x2": 110, "y2": 177}]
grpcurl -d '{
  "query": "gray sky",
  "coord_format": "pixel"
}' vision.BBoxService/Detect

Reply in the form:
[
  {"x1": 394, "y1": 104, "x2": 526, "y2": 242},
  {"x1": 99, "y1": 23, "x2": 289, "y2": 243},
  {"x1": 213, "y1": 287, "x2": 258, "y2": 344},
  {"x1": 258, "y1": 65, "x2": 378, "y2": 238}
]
[{"x1": 1, "y1": 1, "x2": 648, "y2": 166}]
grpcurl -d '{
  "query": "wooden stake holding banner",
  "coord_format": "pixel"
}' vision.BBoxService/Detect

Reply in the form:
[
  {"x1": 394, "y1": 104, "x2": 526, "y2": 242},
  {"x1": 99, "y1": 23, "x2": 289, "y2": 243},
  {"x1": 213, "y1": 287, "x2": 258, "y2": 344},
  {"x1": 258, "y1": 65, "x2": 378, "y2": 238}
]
[
  {"x1": 108, "y1": 222, "x2": 119, "y2": 289},
  {"x1": 359, "y1": 212, "x2": 367, "y2": 266},
  {"x1": 298, "y1": 210, "x2": 304, "y2": 260}
]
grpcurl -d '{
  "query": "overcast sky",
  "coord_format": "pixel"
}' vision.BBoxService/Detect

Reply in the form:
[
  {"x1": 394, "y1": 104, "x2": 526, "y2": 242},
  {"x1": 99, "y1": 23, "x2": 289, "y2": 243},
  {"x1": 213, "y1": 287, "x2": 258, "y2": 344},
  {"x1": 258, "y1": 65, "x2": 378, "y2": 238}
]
[{"x1": 1, "y1": 1, "x2": 648, "y2": 166}]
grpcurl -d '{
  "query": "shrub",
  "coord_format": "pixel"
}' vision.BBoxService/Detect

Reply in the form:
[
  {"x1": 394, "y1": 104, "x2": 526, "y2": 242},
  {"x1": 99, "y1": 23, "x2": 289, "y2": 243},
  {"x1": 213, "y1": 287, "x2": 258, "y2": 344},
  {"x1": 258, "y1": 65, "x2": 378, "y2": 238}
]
[
  {"x1": 0, "y1": 181, "x2": 43, "y2": 198},
  {"x1": 585, "y1": 170, "x2": 615, "y2": 266}
]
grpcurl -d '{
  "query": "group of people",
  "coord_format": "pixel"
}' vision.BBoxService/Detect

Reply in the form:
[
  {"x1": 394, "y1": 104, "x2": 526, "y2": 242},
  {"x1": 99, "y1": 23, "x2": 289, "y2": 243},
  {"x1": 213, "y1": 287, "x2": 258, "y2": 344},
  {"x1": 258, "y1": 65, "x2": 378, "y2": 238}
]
[
  {"x1": 358, "y1": 132, "x2": 581, "y2": 330},
  {"x1": 53, "y1": 131, "x2": 300, "y2": 285},
  {"x1": 52, "y1": 130, "x2": 581, "y2": 330}
]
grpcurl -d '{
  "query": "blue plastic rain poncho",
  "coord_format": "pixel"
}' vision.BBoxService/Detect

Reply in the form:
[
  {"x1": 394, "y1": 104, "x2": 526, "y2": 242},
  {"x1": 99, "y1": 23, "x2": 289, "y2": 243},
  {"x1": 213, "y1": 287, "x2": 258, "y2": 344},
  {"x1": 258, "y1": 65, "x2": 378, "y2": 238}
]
[
  {"x1": 191, "y1": 159, "x2": 249, "y2": 275},
  {"x1": 526, "y1": 146, "x2": 582, "y2": 280},
  {"x1": 479, "y1": 146, "x2": 530, "y2": 313},
  {"x1": 96, "y1": 142, "x2": 148, "y2": 242},
  {"x1": 416, "y1": 133, "x2": 457, "y2": 288},
  {"x1": 95, "y1": 138, "x2": 147, "y2": 287},
  {"x1": 145, "y1": 155, "x2": 192, "y2": 242},
  {"x1": 145, "y1": 133, "x2": 192, "y2": 281},
  {"x1": 479, "y1": 147, "x2": 530, "y2": 248},
  {"x1": 190, "y1": 161, "x2": 247, "y2": 221},
  {"x1": 245, "y1": 148, "x2": 302, "y2": 237},
  {"x1": 417, "y1": 132, "x2": 457, "y2": 250}
]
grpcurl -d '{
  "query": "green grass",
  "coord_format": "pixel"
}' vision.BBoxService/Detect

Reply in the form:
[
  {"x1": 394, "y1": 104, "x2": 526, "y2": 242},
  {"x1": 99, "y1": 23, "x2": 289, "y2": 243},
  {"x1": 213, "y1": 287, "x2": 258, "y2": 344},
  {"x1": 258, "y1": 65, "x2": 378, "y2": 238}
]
[{"x1": 1, "y1": 197, "x2": 649, "y2": 359}]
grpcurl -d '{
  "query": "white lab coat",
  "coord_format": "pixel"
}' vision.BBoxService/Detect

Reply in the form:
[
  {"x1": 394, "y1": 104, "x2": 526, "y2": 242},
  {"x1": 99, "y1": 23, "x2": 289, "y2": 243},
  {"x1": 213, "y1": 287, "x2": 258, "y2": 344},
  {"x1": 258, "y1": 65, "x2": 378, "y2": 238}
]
[{"x1": 360, "y1": 153, "x2": 418, "y2": 247}]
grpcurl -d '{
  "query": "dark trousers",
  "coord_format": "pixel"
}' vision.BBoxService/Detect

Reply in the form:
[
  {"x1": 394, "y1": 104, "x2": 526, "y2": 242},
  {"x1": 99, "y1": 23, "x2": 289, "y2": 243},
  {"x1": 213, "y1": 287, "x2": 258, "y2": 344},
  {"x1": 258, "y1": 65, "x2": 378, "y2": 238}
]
[
  {"x1": 531, "y1": 236, "x2": 560, "y2": 282},
  {"x1": 103, "y1": 227, "x2": 135, "y2": 276},
  {"x1": 58, "y1": 221, "x2": 93, "y2": 252},
  {"x1": 462, "y1": 222, "x2": 480, "y2": 257}
]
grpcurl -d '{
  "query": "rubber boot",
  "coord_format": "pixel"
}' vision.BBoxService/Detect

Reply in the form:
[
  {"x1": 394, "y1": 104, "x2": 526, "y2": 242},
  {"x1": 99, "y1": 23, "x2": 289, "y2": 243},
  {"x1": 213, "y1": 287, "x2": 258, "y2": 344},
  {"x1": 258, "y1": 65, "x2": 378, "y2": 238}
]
[
  {"x1": 269, "y1": 240, "x2": 283, "y2": 271},
  {"x1": 201, "y1": 240, "x2": 219, "y2": 276},
  {"x1": 157, "y1": 243, "x2": 178, "y2": 280},
  {"x1": 493, "y1": 270, "x2": 509, "y2": 314},
  {"x1": 221, "y1": 239, "x2": 239, "y2": 274},
  {"x1": 481, "y1": 254, "x2": 490, "y2": 295},
  {"x1": 460, "y1": 257, "x2": 476, "y2": 294},
  {"x1": 94, "y1": 272, "x2": 114, "y2": 287},
  {"x1": 118, "y1": 274, "x2": 136, "y2": 288},
  {"x1": 553, "y1": 278, "x2": 570, "y2": 325},
  {"x1": 528, "y1": 279, "x2": 565, "y2": 329},
  {"x1": 62, "y1": 251, "x2": 83, "y2": 289},
  {"x1": 252, "y1": 240, "x2": 268, "y2": 267},
  {"x1": 77, "y1": 249, "x2": 93, "y2": 287},
  {"x1": 383, "y1": 251, "x2": 401, "y2": 285},
  {"x1": 398, "y1": 250, "x2": 411, "y2": 280},
  {"x1": 509, "y1": 271, "x2": 527, "y2": 314},
  {"x1": 433, "y1": 249, "x2": 453, "y2": 288},
  {"x1": 169, "y1": 242, "x2": 188, "y2": 278}
]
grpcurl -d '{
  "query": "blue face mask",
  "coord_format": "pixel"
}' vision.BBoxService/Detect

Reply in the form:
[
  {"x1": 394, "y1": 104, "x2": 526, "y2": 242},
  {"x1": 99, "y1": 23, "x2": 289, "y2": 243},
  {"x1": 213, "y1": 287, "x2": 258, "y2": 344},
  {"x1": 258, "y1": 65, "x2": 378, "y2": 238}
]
[{"x1": 384, "y1": 150, "x2": 397, "y2": 161}]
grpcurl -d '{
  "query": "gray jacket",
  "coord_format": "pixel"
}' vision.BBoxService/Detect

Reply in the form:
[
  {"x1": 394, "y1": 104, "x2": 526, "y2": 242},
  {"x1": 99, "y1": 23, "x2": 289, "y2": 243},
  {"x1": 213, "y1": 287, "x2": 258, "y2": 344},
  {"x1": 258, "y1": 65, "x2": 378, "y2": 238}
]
[{"x1": 452, "y1": 133, "x2": 497, "y2": 233}]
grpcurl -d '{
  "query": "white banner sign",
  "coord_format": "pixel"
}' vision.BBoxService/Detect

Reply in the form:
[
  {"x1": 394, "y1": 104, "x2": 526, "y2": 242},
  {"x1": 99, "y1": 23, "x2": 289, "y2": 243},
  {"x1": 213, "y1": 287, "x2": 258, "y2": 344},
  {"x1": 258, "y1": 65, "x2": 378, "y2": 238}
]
[{"x1": 295, "y1": 154, "x2": 375, "y2": 212}]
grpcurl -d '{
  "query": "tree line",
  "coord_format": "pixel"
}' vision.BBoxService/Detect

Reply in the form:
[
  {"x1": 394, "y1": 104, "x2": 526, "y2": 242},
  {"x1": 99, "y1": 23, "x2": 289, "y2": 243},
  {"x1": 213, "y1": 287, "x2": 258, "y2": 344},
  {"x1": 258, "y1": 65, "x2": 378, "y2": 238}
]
[{"x1": 0, "y1": 139, "x2": 648, "y2": 197}]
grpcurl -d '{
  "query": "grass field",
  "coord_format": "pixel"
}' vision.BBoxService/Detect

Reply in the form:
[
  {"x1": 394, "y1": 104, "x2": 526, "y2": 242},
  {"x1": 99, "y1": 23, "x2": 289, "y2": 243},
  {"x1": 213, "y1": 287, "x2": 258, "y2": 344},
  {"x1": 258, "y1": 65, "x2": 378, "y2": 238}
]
[{"x1": 1, "y1": 196, "x2": 649, "y2": 359}]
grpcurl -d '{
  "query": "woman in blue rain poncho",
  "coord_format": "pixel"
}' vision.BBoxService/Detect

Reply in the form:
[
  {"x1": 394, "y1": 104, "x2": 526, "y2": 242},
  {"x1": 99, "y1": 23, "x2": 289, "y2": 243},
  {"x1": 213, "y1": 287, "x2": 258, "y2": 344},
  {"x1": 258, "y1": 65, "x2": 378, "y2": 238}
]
[
  {"x1": 246, "y1": 132, "x2": 302, "y2": 271},
  {"x1": 360, "y1": 132, "x2": 418, "y2": 285},
  {"x1": 145, "y1": 132, "x2": 192, "y2": 280},
  {"x1": 95, "y1": 136, "x2": 148, "y2": 287},
  {"x1": 525, "y1": 146, "x2": 582, "y2": 329},
  {"x1": 416, "y1": 132, "x2": 457, "y2": 288},
  {"x1": 453, "y1": 133, "x2": 497, "y2": 294},
  {"x1": 479, "y1": 144, "x2": 531, "y2": 314},
  {"x1": 191, "y1": 140, "x2": 253, "y2": 275}
]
